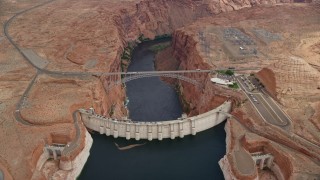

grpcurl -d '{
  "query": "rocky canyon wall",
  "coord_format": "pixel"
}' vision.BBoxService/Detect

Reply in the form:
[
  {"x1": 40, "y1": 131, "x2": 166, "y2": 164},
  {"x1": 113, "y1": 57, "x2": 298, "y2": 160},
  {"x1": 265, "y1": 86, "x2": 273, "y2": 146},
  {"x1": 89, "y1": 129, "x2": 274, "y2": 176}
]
[
  {"x1": 8, "y1": 0, "x2": 295, "y2": 119},
  {"x1": 5, "y1": 0, "x2": 304, "y2": 178},
  {"x1": 170, "y1": 29, "x2": 245, "y2": 116},
  {"x1": 115, "y1": 0, "x2": 294, "y2": 41},
  {"x1": 112, "y1": 0, "x2": 291, "y2": 116}
]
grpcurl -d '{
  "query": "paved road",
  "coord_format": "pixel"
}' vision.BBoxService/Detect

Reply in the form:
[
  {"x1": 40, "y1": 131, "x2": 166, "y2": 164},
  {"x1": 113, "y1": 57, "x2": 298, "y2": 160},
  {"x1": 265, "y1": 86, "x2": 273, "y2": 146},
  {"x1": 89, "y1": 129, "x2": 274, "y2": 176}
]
[
  {"x1": 3, "y1": 0, "x2": 83, "y2": 157},
  {"x1": 4, "y1": 0, "x2": 319, "y2": 166},
  {"x1": 2, "y1": 0, "x2": 258, "y2": 158},
  {"x1": 236, "y1": 76, "x2": 291, "y2": 128}
]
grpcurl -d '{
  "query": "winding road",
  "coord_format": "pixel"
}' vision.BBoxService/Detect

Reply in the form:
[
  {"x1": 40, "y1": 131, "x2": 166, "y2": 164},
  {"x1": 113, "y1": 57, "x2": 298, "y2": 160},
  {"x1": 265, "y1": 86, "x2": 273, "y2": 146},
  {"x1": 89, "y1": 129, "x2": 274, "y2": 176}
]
[
  {"x1": 3, "y1": 0, "x2": 87, "y2": 156},
  {"x1": 2, "y1": 0, "x2": 319, "y2": 173},
  {"x1": 3, "y1": 0, "x2": 246, "y2": 156}
]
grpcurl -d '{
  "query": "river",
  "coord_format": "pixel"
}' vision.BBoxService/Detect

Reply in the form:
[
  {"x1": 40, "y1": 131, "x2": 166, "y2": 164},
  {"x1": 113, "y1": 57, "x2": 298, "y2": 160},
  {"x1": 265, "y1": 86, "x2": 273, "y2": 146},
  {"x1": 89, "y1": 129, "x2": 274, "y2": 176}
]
[{"x1": 79, "y1": 39, "x2": 226, "y2": 180}]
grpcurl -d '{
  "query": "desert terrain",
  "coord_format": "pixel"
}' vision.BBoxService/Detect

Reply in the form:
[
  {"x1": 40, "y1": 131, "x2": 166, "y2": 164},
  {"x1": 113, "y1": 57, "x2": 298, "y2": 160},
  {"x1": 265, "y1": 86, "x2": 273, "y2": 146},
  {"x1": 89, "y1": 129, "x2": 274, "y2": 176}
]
[{"x1": 0, "y1": 0, "x2": 319, "y2": 179}]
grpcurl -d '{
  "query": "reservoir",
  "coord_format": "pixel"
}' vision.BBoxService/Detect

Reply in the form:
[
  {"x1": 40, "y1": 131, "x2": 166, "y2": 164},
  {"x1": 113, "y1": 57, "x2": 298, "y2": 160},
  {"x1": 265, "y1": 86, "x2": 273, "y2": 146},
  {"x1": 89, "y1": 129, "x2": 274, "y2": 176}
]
[{"x1": 79, "y1": 39, "x2": 226, "y2": 180}]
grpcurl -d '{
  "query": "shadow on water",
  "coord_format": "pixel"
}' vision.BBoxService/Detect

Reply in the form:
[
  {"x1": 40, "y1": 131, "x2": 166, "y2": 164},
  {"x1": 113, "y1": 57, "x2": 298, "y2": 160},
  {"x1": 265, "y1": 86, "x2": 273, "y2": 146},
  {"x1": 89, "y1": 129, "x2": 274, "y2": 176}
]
[{"x1": 79, "y1": 38, "x2": 226, "y2": 180}]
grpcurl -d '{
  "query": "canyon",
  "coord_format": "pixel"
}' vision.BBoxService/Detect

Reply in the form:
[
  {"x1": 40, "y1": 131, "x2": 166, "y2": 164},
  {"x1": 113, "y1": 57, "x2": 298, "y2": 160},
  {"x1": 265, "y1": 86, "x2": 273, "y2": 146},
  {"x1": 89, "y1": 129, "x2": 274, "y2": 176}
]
[{"x1": 0, "y1": 0, "x2": 319, "y2": 179}]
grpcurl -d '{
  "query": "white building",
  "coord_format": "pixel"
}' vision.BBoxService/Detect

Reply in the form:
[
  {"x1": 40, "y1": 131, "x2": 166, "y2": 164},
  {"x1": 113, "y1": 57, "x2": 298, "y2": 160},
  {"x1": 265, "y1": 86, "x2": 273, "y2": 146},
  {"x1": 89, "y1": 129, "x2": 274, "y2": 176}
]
[{"x1": 211, "y1": 78, "x2": 233, "y2": 85}]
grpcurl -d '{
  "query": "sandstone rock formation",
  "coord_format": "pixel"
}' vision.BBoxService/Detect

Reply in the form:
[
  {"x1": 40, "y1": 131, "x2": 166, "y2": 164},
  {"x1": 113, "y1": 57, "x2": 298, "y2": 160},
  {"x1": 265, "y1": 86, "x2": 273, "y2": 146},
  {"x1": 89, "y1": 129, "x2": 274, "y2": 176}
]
[
  {"x1": 1, "y1": 0, "x2": 319, "y2": 179},
  {"x1": 256, "y1": 56, "x2": 320, "y2": 146},
  {"x1": 220, "y1": 109, "x2": 320, "y2": 180},
  {"x1": 257, "y1": 56, "x2": 320, "y2": 98},
  {"x1": 172, "y1": 29, "x2": 244, "y2": 116},
  {"x1": 168, "y1": 4, "x2": 320, "y2": 179}
]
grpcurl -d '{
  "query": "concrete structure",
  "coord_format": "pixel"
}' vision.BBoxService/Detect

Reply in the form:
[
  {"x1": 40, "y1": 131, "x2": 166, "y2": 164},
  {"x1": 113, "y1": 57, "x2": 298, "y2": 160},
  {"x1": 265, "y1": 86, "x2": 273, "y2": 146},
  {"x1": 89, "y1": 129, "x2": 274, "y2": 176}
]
[
  {"x1": 106, "y1": 72, "x2": 203, "y2": 90},
  {"x1": 44, "y1": 144, "x2": 65, "y2": 160},
  {"x1": 79, "y1": 101, "x2": 232, "y2": 140},
  {"x1": 210, "y1": 77, "x2": 233, "y2": 85},
  {"x1": 100, "y1": 69, "x2": 261, "y2": 91},
  {"x1": 251, "y1": 152, "x2": 274, "y2": 170},
  {"x1": 21, "y1": 49, "x2": 49, "y2": 69}
]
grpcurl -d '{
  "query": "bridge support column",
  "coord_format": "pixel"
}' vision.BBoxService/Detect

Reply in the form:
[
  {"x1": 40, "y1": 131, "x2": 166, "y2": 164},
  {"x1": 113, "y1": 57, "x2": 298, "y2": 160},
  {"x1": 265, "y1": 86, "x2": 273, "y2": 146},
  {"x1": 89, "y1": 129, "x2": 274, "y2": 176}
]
[
  {"x1": 126, "y1": 123, "x2": 131, "y2": 140},
  {"x1": 105, "y1": 121, "x2": 111, "y2": 136},
  {"x1": 148, "y1": 124, "x2": 153, "y2": 141},
  {"x1": 135, "y1": 124, "x2": 140, "y2": 141},
  {"x1": 179, "y1": 121, "x2": 184, "y2": 138},
  {"x1": 113, "y1": 121, "x2": 118, "y2": 138},
  {"x1": 190, "y1": 119, "x2": 196, "y2": 135},
  {"x1": 53, "y1": 150, "x2": 57, "y2": 160},
  {"x1": 157, "y1": 123, "x2": 163, "y2": 141},
  {"x1": 170, "y1": 123, "x2": 175, "y2": 139},
  {"x1": 260, "y1": 158, "x2": 265, "y2": 170}
]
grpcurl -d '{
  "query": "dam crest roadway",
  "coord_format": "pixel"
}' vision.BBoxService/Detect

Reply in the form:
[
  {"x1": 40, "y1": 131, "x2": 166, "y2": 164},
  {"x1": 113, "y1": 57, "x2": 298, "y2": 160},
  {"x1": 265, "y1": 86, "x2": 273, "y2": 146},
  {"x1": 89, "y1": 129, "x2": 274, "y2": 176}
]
[{"x1": 79, "y1": 101, "x2": 232, "y2": 141}]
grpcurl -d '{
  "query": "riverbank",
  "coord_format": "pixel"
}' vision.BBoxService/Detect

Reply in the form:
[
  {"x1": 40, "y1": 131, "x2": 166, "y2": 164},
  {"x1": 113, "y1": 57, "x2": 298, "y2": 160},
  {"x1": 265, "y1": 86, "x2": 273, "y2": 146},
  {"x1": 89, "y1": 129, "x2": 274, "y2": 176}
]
[{"x1": 79, "y1": 39, "x2": 228, "y2": 179}]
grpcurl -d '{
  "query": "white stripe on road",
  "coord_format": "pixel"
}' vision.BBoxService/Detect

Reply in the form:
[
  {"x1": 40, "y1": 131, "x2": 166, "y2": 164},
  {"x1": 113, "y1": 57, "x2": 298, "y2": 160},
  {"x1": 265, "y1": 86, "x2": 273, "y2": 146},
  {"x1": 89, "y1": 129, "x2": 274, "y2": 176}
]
[
  {"x1": 256, "y1": 94, "x2": 285, "y2": 124},
  {"x1": 236, "y1": 77, "x2": 286, "y2": 126},
  {"x1": 236, "y1": 78, "x2": 270, "y2": 124},
  {"x1": 261, "y1": 89, "x2": 292, "y2": 123}
]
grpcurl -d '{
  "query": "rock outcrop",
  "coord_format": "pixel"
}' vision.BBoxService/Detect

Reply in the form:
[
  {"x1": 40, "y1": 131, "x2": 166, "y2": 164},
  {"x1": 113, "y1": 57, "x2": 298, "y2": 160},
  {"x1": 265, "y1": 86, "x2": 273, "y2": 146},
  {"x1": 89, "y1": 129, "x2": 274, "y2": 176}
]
[
  {"x1": 3, "y1": 0, "x2": 319, "y2": 179},
  {"x1": 8, "y1": 0, "x2": 295, "y2": 120},
  {"x1": 221, "y1": 112, "x2": 320, "y2": 180},
  {"x1": 171, "y1": 29, "x2": 244, "y2": 116},
  {"x1": 256, "y1": 56, "x2": 320, "y2": 98},
  {"x1": 256, "y1": 56, "x2": 320, "y2": 146}
]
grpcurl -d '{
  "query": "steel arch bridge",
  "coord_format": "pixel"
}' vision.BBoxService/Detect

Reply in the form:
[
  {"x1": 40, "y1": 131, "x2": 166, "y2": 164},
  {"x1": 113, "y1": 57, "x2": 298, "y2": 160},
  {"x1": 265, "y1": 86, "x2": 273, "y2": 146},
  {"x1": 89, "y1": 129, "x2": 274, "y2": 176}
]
[{"x1": 103, "y1": 70, "x2": 214, "y2": 90}]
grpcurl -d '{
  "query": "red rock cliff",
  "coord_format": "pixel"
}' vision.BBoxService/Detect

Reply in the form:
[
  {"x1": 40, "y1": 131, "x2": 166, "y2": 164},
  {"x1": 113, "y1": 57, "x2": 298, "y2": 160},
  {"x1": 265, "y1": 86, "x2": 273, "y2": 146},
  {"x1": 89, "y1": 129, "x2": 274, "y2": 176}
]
[
  {"x1": 171, "y1": 29, "x2": 244, "y2": 115},
  {"x1": 114, "y1": 0, "x2": 293, "y2": 42}
]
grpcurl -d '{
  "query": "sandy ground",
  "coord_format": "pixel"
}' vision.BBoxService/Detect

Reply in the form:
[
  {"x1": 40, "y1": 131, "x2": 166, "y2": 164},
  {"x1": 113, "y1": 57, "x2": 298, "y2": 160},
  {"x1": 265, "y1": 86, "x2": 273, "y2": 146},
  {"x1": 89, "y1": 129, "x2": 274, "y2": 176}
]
[{"x1": 0, "y1": 0, "x2": 319, "y2": 179}]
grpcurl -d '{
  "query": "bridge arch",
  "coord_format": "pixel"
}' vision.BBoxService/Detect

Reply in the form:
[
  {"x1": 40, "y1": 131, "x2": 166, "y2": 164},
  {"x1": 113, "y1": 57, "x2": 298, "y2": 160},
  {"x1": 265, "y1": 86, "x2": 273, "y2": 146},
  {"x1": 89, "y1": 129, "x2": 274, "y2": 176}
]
[{"x1": 105, "y1": 73, "x2": 203, "y2": 90}]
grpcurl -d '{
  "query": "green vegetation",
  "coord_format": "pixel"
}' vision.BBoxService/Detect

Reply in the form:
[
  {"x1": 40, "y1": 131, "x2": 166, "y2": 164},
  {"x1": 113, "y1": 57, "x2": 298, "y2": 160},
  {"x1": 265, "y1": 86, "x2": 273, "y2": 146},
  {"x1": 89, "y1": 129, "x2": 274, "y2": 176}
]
[
  {"x1": 228, "y1": 82, "x2": 239, "y2": 89},
  {"x1": 216, "y1": 70, "x2": 225, "y2": 74},
  {"x1": 225, "y1": 70, "x2": 234, "y2": 76},
  {"x1": 149, "y1": 42, "x2": 171, "y2": 53},
  {"x1": 217, "y1": 69, "x2": 234, "y2": 76},
  {"x1": 121, "y1": 42, "x2": 136, "y2": 73},
  {"x1": 121, "y1": 51, "x2": 131, "y2": 60},
  {"x1": 121, "y1": 34, "x2": 173, "y2": 72},
  {"x1": 121, "y1": 33, "x2": 172, "y2": 77}
]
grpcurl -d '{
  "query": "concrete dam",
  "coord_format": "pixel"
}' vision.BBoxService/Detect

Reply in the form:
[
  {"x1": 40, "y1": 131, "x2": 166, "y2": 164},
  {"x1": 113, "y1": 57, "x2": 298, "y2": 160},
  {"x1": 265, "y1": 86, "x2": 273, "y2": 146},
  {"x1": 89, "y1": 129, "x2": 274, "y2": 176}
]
[{"x1": 79, "y1": 101, "x2": 232, "y2": 141}]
